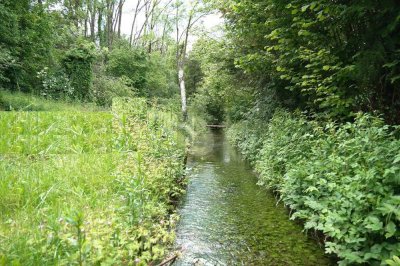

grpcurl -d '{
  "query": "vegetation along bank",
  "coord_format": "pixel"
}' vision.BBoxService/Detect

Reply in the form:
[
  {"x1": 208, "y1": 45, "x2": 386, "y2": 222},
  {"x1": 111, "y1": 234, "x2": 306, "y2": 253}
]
[
  {"x1": 1, "y1": 0, "x2": 400, "y2": 265},
  {"x1": 185, "y1": 1, "x2": 400, "y2": 265},
  {"x1": 0, "y1": 97, "x2": 188, "y2": 265}
]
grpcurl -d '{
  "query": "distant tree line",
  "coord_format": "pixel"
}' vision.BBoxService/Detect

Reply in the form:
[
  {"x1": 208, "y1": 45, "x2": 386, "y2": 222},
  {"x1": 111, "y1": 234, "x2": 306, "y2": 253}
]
[{"x1": 0, "y1": 0, "x2": 209, "y2": 111}]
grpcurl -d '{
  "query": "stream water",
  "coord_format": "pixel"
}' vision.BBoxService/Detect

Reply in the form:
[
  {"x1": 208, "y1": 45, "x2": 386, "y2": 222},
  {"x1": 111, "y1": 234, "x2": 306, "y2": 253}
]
[{"x1": 173, "y1": 130, "x2": 333, "y2": 266}]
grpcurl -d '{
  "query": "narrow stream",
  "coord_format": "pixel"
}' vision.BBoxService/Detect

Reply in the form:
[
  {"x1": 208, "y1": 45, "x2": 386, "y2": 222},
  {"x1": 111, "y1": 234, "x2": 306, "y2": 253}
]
[{"x1": 173, "y1": 130, "x2": 332, "y2": 265}]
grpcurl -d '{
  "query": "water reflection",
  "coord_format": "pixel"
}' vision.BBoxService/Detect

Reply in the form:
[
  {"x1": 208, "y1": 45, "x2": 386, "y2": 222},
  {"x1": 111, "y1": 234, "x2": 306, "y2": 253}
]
[{"x1": 173, "y1": 130, "x2": 332, "y2": 266}]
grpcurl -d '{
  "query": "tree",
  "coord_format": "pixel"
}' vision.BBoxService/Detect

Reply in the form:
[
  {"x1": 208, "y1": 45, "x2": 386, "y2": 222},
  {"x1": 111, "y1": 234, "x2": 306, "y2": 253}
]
[
  {"x1": 174, "y1": 0, "x2": 209, "y2": 120},
  {"x1": 211, "y1": 0, "x2": 400, "y2": 123},
  {"x1": 106, "y1": 41, "x2": 149, "y2": 95}
]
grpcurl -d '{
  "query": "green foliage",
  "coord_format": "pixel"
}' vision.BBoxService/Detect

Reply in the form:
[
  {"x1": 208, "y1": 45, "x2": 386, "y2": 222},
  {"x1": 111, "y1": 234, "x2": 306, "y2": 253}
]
[
  {"x1": 0, "y1": 0, "x2": 60, "y2": 92},
  {"x1": 0, "y1": 1, "x2": 179, "y2": 104},
  {"x1": 146, "y1": 52, "x2": 178, "y2": 99},
  {"x1": 228, "y1": 111, "x2": 400, "y2": 265},
  {"x1": 62, "y1": 41, "x2": 96, "y2": 100},
  {"x1": 106, "y1": 43, "x2": 149, "y2": 96},
  {"x1": 91, "y1": 76, "x2": 136, "y2": 107},
  {"x1": 217, "y1": 0, "x2": 400, "y2": 123},
  {"x1": 36, "y1": 67, "x2": 74, "y2": 100},
  {"x1": 184, "y1": 58, "x2": 204, "y2": 98},
  {"x1": 226, "y1": 120, "x2": 265, "y2": 163},
  {"x1": 0, "y1": 46, "x2": 18, "y2": 86},
  {"x1": 387, "y1": 256, "x2": 400, "y2": 266},
  {"x1": 189, "y1": 38, "x2": 254, "y2": 124},
  {"x1": 103, "y1": 42, "x2": 178, "y2": 100},
  {"x1": 0, "y1": 97, "x2": 186, "y2": 265},
  {"x1": 0, "y1": 91, "x2": 102, "y2": 112}
]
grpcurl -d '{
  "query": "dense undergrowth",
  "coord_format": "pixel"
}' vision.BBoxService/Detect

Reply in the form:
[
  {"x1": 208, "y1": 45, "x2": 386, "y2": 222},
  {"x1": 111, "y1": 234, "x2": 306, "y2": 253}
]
[
  {"x1": 0, "y1": 91, "x2": 104, "y2": 112},
  {"x1": 228, "y1": 111, "x2": 400, "y2": 265},
  {"x1": 0, "y1": 97, "x2": 187, "y2": 265}
]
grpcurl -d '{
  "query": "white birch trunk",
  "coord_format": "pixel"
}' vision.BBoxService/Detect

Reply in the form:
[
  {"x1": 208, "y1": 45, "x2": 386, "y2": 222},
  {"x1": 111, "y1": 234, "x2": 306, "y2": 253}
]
[{"x1": 178, "y1": 61, "x2": 188, "y2": 120}]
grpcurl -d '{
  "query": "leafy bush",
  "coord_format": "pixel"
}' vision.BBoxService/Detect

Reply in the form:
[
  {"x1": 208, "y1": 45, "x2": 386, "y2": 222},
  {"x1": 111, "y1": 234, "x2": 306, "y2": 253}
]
[
  {"x1": 219, "y1": 0, "x2": 400, "y2": 123},
  {"x1": 0, "y1": 46, "x2": 17, "y2": 86},
  {"x1": 62, "y1": 41, "x2": 96, "y2": 100},
  {"x1": 227, "y1": 119, "x2": 265, "y2": 163},
  {"x1": 146, "y1": 52, "x2": 178, "y2": 99},
  {"x1": 229, "y1": 111, "x2": 400, "y2": 265},
  {"x1": 91, "y1": 76, "x2": 136, "y2": 107},
  {"x1": 37, "y1": 67, "x2": 74, "y2": 100},
  {"x1": 106, "y1": 44, "x2": 148, "y2": 96}
]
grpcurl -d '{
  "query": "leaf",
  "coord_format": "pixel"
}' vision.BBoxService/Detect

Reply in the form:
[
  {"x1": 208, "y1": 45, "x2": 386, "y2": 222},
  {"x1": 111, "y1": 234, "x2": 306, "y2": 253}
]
[
  {"x1": 390, "y1": 75, "x2": 400, "y2": 84},
  {"x1": 323, "y1": 65, "x2": 331, "y2": 71},
  {"x1": 386, "y1": 256, "x2": 400, "y2": 266},
  {"x1": 298, "y1": 30, "x2": 311, "y2": 36},
  {"x1": 385, "y1": 221, "x2": 396, "y2": 238},
  {"x1": 365, "y1": 216, "x2": 383, "y2": 231},
  {"x1": 301, "y1": 5, "x2": 310, "y2": 12},
  {"x1": 383, "y1": 60, "x2": 400, "y2": 68},
  {"x1": 310, "y1": 2, "x2": 317, "y2": 10},
  {"x1": 394, "y1": 154, "x2": 400, "y2": 164},
  {"x1": 305, "y1": 186, "x2": 318, "y2": 193},
  {"x1": 276, "y1": 66, "x2": 285, "y2": 72}
]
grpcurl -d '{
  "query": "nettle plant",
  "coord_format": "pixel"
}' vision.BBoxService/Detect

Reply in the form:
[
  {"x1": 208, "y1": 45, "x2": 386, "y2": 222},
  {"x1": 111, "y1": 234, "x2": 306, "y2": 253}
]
[
  {"x1": 280, "y1": 114, "x2": 400, "y2": 265},
  {"x1": 232, "y1": 110, "x2": 400, "y2": 265}
]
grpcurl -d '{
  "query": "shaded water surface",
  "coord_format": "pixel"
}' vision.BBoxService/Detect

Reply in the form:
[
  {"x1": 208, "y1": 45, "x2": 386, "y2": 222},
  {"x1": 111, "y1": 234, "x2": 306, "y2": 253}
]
[{"x1": 173, "y1": 130, "x2": 332, "y2": 265}]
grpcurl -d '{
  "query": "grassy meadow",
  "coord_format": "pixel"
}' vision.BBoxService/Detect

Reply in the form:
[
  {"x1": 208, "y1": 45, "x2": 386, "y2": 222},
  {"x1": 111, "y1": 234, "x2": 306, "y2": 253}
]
[{"x1": 0, "y1": 96, "x2": 187, "y2": 265}]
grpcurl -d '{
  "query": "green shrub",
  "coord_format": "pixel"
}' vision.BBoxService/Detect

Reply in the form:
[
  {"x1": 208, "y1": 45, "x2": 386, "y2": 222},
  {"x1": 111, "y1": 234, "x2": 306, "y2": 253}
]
[
  {"x1": 91, "y1": 76, "x2": 136, "y2": 107},
  {"x1": 227, "y1": 119, "x2": 266, "y2": 164},
  {"x1": 229, "y1": 111, "x2": 400, "y2": 265},
  {"x1": 255, "y1": 110, "x2": 315, "y2": 191},
  {"x1": 0, "y1": 46, "x2": 17, "y2": 86},
  {"x1": 106, "y1": 45, "x2": 148, "y2": 96},
  {"x1": 62, "y1": 41, "x2": 96, "y2": 100},
  {"x1": 37, "y1": 67, "x2": 74, "y2": 100},
  {"x1": 146, "y1": 52, "x2": 178, "y2": 99}
]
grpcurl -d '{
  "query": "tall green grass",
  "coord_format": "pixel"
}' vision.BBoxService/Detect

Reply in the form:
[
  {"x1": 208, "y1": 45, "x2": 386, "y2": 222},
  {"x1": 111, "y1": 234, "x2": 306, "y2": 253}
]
[
  {"x1": 0, "y1": 91, "x2": 104, "y2": 112},
  {"x1": 0, "y1": 97, "x2": 186, "y2": 265}
]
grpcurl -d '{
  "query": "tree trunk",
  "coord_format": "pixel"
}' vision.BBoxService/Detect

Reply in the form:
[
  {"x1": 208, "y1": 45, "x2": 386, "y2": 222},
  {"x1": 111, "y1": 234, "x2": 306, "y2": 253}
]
[
  {"x1": 98, "y1": 6, "x2": 104, "y2": 47},
  {"x1": 106, "y1": 0, "x2": 114, "y2": 49},
  {"x1": 175, "y1": 1, "x2": 194, "y2": 121},
  {"x1": 84, "y1": 9, "x2": 88, "y2": 37},
  {"x1": 160, "y1": 16, "x2": 168, "y2": 54},
  {"x1": 117, "y1": 0, "x2": 124, "y2": 38},
  {"x1": 129, "y1": 0, "x2": 142, "y2": 46},
  {"x1": 90, "y1": 0, "x2": 96, "y2": 42},
  {"x1": 178, "y1": 60, "x2": 188, "y2": 120}
]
